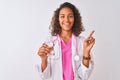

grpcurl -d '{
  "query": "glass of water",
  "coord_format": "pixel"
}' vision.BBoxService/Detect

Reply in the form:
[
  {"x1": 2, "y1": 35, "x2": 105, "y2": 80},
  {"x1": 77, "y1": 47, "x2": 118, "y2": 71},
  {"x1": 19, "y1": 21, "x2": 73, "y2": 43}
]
[{"x1": 44, "y1": 41, "x2": 55, "y2": 56}]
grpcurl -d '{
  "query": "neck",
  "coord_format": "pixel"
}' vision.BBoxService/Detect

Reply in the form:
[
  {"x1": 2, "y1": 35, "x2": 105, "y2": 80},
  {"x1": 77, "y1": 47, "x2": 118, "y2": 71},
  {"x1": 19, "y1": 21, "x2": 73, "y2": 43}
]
[{"x1": 60, "y1": 31, "x2": 72, "y2": 44}]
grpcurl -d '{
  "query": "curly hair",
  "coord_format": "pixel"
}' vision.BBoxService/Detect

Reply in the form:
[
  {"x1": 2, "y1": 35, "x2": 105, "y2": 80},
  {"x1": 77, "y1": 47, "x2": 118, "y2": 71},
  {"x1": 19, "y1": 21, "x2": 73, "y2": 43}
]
[{"x1": 49, "y1": 2, "x2": 85, "y2": 36}]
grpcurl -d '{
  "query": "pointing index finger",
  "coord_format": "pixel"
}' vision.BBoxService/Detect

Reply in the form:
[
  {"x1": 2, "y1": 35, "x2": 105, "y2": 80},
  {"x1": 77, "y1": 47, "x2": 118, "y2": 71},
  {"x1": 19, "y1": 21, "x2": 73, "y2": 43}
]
[{"x1": 88, "y1": 30, "x2": 95, "y2": 38}]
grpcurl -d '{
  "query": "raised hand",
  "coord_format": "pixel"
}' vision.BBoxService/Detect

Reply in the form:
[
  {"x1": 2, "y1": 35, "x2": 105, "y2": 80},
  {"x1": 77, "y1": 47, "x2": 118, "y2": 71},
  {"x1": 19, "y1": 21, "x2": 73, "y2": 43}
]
[{"x1": 83, "y1": 30, "x2": 95, "y2": 56}]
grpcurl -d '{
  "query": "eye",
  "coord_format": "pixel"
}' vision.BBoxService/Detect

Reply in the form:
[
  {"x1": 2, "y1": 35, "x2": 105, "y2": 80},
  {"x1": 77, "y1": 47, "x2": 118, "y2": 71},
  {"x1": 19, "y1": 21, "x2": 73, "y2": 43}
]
[
  {"x1": 69, "y1": 15, "x2": 74, "y2": 18},
  {"x1": 60, "y1": 15, "x2": 64, "y2": 18}
]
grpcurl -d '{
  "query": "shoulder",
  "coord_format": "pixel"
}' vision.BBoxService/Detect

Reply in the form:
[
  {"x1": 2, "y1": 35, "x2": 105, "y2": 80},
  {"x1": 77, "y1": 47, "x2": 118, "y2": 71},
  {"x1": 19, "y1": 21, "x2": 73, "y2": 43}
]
[
  {"x1": 50, "y1": 35, "x2": 57, "y2": 40},
  {"x1": 77, "y1": 35, "x2": 85, "y2": 49},
  {"x1": 77, "y1": 35, "x2": 86, "y2": 42}
]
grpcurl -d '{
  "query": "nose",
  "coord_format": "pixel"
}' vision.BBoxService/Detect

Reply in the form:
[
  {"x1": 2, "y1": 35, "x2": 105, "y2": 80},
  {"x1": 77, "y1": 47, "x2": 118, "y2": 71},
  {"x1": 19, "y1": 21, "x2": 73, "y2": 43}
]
[{"x1": 64, "y1": 16, "x2": 69, "y2": 22}]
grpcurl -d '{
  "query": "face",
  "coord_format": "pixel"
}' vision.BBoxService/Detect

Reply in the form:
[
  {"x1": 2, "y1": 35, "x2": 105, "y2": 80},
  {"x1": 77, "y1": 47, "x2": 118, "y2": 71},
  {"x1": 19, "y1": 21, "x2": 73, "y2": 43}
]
[{"x1": 59, "y1": 7, "x2": 74, "y2": 32}]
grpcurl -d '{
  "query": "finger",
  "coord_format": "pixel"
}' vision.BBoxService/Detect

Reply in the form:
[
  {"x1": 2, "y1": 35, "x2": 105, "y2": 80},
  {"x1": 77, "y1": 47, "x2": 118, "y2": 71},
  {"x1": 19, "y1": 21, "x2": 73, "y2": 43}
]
[
  {"x1": 38, "y1": 45, "x2": 48, "y2": 52},
  {"x1": 38, "y1": 49, "x2": 49, "y2": 56},
  {"x1": 88, "y1": 30, "x2": 95, "y2": 38},
  {"x1": 41, "y1": 50, "x2": 49, "y2": 55},
  {"x1": 41, "y1": 47, "x2": 50, "y2": 53},
  {"x1": 42, "y1": 43, "x2": 48, "y2": 48},
  {"x1": 88, "y1": 38, "x2": 95, "y2": 44},
  {"x1": 43, "y1": 43, "x2": 54, "y2": 51},
  {"x1": 86, "y1": 36, "x2": 93, "y2": 42},
  {"x1": 39, "y1": 52, "x2": 47, "y2": 56},
  {"x1": 88, "y1": 37, "x2": 93, "y2": 40},
  {"x1": 92, "y1": 38, "x2": 95, "y2": 43}
]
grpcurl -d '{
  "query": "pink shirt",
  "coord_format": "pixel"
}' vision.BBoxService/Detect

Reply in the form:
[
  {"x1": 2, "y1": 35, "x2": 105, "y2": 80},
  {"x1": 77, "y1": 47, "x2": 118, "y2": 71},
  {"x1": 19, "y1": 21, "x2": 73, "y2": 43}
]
[{"x1": 60, "y1": 37, "x2": 74, "y2": 80}]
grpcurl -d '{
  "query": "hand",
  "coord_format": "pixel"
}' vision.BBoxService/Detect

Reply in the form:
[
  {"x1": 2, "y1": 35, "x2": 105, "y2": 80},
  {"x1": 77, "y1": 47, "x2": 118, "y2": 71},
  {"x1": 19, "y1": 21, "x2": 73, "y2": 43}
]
[
  {"x1": 83, "y1": 30, "x2": 95, "y2": 56},
  {"x1": 38, "y1": 43, "x2": 54, "y2": 60}
]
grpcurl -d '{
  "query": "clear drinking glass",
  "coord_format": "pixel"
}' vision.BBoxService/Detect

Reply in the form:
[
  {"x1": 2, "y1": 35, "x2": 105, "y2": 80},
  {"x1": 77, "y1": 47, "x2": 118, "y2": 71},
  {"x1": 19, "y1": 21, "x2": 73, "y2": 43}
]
[{"x1": 44, "y1": 41, "x2": 55, "y2": 56}]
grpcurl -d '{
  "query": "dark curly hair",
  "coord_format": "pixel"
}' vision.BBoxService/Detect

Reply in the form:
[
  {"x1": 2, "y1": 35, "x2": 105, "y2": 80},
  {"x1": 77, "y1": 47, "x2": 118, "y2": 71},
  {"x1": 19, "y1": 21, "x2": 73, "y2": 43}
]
[{"x1": 49, "y1": 2, "x2": 85, "y2": 36}]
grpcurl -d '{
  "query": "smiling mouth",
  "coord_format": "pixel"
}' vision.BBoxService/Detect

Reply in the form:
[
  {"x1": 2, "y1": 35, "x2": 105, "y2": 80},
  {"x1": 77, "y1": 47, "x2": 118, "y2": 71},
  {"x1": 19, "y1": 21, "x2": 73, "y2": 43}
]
[{"x1": 63, "y1": 23, "x2": 70, "y2": 26}]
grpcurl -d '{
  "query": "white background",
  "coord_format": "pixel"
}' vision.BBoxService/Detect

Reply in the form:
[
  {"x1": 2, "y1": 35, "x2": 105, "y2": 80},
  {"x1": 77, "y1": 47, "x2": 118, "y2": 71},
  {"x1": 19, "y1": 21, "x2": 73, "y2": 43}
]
[{"x1": 0, "y1": 0, "x2": 120, "y2": 80}]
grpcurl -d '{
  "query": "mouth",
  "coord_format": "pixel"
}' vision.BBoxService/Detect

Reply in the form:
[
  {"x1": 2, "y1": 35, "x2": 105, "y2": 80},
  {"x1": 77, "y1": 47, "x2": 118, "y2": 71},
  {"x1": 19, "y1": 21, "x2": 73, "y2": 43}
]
[{"x1": 63, "y1": 22, "x2": 70, "y2": 26}]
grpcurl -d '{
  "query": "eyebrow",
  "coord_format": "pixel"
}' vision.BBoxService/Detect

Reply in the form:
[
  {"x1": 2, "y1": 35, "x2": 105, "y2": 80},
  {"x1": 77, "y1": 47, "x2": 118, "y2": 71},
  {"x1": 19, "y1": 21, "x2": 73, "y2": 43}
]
[{"x1": 59, "y1": 13, "x2": 74, "y2": 15}]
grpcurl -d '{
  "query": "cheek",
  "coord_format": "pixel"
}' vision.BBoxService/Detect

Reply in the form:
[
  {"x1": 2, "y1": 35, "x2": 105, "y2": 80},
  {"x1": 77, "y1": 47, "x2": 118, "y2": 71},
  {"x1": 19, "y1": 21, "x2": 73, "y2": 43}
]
[
  {"x1": 59, "y1": 20, "x2": 62, "y2": 25},
  {"x1": 70, "y1": 17, "x2": 74, "y2": 22},
  {"x1": 59, "y1": 19, "x2": 63, "y2": 25},
  {"x1": 58, "y1": 21, "x2": 62, "y2": 27},
  {"x1": 72, "y1": 18, "x2": 75, "y2": 22},
  {"x1": 71, "y1": 19, "x2": 74, "y2": 25}
]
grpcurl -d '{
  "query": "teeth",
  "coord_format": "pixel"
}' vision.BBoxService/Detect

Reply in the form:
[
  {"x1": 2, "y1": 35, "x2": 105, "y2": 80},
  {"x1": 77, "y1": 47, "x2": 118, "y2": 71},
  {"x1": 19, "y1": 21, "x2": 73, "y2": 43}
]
[{"x1": 64, "y1": 23, "x2": 70, "y2": 26}]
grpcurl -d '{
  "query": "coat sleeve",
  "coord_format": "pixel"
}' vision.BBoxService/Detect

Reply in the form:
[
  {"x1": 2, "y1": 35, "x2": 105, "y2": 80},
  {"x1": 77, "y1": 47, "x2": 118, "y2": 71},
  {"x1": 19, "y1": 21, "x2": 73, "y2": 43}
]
[
  {"x1": 77, "y1": 36, "x2": 94, "y2": 80},
  {"x1": 35, "y1": 35, "x2": 53, "y2": 80},
  {"x1": 77, "y1": 54, "x2": 94, "y2": 80},
  {"x1": 35, "y1": 58, "x2": 51, "y2": 80}
]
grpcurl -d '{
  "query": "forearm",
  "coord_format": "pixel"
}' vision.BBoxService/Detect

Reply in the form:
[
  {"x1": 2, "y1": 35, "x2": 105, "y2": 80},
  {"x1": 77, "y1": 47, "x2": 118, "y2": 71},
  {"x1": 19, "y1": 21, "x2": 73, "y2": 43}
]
[
  {"x1": 83, "y1": 51, "x2": 91, "y2": 68},
  {"x1": 82, "y1": 58, "x2": 90, "y2": 68},
  {"x1": 41, "y1": 58, "x2": 47, "y2": 72},
  {"x1": 78, "y1": 59, "x2": 94, "y2": 80}
]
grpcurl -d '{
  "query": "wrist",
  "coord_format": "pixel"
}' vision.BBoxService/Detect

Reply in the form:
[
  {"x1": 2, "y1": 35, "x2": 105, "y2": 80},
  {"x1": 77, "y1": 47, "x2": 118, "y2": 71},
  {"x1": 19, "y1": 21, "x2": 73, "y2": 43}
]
[
  {"x1": 83, "y1": 56, "x2": 91, "y2": 60},
  {"x1": 41, "y1": 57, "x2": 47, "y2": 62},
  {"x1": 83, "y1": 50, "x2": 91, "y2": 60}
]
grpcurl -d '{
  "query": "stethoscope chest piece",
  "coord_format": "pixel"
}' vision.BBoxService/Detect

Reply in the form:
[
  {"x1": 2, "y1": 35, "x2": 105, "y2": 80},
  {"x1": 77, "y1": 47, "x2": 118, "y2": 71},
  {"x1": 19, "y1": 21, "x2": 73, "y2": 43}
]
[{"x1": 74, "y1": 55, "x2": 79, "y2": 61}]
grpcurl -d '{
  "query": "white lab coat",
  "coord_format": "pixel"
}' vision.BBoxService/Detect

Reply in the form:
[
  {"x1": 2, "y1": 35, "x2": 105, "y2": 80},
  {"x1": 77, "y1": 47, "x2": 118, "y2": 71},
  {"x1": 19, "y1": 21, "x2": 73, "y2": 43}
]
[{"x1": 35, "y1": 34, "x2": 94, "y2": 80}]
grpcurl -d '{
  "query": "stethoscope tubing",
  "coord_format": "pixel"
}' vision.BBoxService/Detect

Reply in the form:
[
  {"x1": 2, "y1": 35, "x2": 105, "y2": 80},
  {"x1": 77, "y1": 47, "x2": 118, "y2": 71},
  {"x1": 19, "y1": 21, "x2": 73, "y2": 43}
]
[{"x1": 50, "y1": 34, "x2": 79, "y2": 61}]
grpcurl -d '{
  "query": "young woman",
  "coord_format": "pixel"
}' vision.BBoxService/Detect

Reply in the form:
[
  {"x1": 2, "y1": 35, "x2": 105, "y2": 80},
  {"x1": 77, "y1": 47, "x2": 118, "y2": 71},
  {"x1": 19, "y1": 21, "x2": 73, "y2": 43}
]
[{"x1": 37, "y1": 2, "x2": 95, "y2": 80}]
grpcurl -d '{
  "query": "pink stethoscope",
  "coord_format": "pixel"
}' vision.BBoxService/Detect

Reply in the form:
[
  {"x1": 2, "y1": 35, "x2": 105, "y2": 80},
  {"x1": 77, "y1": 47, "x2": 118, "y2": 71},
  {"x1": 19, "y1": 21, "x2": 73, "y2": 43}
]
[{"x1": 50, "y1": 34, "x2": 80, "y2": 61}]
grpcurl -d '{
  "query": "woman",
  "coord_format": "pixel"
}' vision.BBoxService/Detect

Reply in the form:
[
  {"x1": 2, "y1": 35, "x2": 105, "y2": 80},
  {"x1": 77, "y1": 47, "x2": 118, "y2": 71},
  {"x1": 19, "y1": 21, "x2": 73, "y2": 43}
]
[{"x1": 37, "y1": 2, "x2": 95, "y2": 80}]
